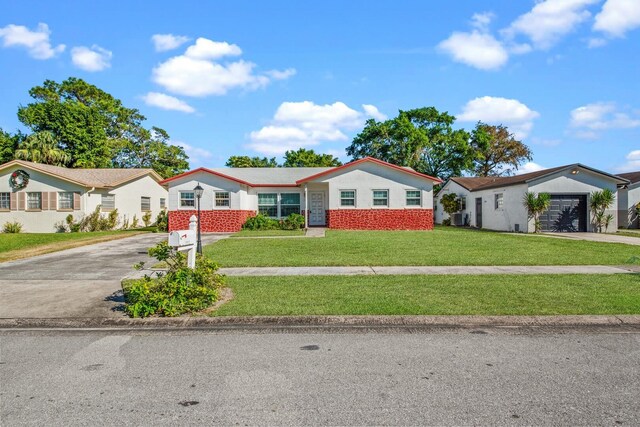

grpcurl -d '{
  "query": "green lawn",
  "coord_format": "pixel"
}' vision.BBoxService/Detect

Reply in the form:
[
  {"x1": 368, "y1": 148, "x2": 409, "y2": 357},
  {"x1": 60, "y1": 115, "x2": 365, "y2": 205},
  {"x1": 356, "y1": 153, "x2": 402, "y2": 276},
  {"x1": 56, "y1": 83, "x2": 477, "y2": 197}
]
[
  {"x1": 205, "y1": 227, "x2": 640, "y2": 267},
  {"x1": 0, "y1": 230, "x2": 147, "y2": 262},
  {"x1": 231, "y1": 229, "x2": 305, "y2": 237},
  {"x1": 214, "y1": 274, "x2": 640, "y2": 316}
]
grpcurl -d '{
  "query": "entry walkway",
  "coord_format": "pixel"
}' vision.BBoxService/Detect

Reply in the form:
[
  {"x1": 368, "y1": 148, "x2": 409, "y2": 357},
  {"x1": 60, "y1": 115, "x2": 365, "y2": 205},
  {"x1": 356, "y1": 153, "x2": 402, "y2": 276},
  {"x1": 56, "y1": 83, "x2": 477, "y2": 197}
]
[
  {"x1": 542, "y1": 232, "x2": 640, "y2": 246},
  {"x1": 220, "y1": 265, "x2": 634, "y2": 276}
]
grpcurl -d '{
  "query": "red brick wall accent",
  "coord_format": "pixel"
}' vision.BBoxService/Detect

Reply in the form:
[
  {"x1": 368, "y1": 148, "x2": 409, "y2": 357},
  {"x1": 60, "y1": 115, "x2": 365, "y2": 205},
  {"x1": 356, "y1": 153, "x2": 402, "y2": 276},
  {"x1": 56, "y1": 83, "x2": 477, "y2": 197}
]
[
  {"x1": 326, "y1": 209, "x2": 434, "y2": 230},
  {"x1": 168, "y1": 210, "x2": 255, "y2": 232}
]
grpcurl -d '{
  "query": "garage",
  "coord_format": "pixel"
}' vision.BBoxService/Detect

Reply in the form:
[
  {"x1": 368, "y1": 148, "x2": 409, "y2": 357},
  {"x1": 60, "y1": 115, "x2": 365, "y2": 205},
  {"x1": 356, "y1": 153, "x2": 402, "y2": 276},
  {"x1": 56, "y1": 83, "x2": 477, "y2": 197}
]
[{"x1": 539, "y1": 195, "x2": 587, "y2": 232}]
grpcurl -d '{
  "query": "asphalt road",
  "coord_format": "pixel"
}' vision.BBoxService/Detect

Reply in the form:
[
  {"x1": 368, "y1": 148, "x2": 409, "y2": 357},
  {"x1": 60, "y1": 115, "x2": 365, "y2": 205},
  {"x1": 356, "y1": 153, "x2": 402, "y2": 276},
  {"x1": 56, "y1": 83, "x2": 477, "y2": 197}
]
[
  {"x1": 0, "y1": 233, "x2": 228, "y2": 318},
  {"x1": 2, "y1": 328, "x2": 639, "y2": 426}
]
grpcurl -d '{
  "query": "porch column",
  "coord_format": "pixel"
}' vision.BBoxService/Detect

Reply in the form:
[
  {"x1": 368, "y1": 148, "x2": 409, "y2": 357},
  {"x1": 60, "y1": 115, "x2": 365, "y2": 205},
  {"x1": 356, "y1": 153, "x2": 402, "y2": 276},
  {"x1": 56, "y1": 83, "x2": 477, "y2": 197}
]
[{"x1": 304, "y1": 184, "x2": 308, "y2": 229}]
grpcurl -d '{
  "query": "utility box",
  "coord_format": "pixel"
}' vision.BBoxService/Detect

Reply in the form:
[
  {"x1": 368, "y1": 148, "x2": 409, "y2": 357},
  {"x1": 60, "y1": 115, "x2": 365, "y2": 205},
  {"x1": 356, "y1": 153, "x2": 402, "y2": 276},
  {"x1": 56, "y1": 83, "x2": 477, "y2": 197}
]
[{"x1": 169, "y1": 230, "x2": 196, "y2": 247}]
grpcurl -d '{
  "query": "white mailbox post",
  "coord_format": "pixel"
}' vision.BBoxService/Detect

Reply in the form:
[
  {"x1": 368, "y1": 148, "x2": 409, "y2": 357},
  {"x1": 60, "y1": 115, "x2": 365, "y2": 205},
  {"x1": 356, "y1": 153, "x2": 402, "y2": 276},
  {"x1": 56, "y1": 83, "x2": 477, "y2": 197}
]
[{"x1": 168, "y1": 215, "x2": 198, "y2": 269}]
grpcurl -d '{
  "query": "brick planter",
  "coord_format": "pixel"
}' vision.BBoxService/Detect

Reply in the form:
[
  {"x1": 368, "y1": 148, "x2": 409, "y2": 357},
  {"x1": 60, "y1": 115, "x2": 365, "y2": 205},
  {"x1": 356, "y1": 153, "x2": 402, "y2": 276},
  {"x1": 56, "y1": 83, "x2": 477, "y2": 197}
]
[
  {"x1": 327, "y1": 209, "x2": 434, "y2": 230},
  {"x1": 168, "y1": 210, "x2": 255, "y2": 232}
]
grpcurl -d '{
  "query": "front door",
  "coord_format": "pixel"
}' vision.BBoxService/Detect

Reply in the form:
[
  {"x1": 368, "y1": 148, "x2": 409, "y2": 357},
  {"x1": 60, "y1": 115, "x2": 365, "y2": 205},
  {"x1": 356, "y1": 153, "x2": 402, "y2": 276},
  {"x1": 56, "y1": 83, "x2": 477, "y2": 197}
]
[
  {"x1": 475, "y1": 197, "x2": 482, "y2": 228},
  {"x1": 309, "y1": 192, "x2": 326, "y2": 226}
]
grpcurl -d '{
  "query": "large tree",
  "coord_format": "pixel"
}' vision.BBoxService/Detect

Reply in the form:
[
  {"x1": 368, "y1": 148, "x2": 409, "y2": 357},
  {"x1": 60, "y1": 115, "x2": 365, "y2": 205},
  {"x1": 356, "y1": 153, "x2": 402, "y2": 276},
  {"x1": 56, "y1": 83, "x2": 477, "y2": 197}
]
[
  {"x1": 347, "y1": 107, "x2": 472, "y2": 180},
  {"x1": 226, "y1": 156, "x2": 278, "y2": 168},
  {"x1": 470, "y1": 122, "x2": 533, "y2": 176},
  {"x1": 0, "y1": 128, "x2": 22, "y2": 164},
  {"x1": 15, "y1": 131, "x2": 70, "y2": 166},
  {"x1": 16, "y1": 77, "x2": 189, "y2": 176},
  {"x1": 283, "y1": 148, "x2": 342, "y2": 167}
]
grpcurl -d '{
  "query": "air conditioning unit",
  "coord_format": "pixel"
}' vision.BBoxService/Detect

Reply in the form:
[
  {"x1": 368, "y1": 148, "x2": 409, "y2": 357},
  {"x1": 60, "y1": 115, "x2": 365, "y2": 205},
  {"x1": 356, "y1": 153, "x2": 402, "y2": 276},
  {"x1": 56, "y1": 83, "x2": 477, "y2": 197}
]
[{"x1": 453, "y1": 213, "x2": 464, "y2": 226}]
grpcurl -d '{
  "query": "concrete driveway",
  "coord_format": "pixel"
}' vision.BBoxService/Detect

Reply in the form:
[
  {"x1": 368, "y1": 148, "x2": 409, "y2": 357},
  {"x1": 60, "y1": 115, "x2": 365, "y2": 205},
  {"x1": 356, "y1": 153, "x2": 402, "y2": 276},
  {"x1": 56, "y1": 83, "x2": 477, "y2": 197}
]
[
  {"x1": 544, "y1": 232, "x2": 640, "y2": 245},
  {"x1": 0, "y1": 233, "x2": 228, "y2": 319}
]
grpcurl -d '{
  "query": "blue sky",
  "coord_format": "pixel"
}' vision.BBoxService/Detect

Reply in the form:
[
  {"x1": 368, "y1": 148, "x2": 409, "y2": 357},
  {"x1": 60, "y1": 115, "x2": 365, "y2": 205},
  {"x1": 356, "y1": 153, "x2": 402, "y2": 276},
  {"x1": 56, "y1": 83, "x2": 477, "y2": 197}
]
[{"x1": 0, "y1": 0, "x2": 639, "y2": 174}]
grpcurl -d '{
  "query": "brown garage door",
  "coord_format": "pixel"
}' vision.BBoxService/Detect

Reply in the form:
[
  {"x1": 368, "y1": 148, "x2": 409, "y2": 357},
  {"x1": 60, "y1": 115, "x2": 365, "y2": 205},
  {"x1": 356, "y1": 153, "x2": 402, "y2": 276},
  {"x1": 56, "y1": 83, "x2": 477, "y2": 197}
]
[{"x1": 539, "y1": 195, "x2": 587, "y2": 232}]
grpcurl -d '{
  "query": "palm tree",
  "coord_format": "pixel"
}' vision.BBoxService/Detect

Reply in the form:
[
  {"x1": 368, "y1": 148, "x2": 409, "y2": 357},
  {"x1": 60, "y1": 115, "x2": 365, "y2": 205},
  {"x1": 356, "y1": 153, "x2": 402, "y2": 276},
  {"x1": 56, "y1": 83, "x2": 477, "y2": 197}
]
[
  {"x1": 590, "y1": 189, "x2": 615, "y2": 233},
  {"x1": 15, "y1": 131, "x2": 70, "y2": 166},
  {"x1": 523, "y1": 191, "x2": 551, "y2": 233}
]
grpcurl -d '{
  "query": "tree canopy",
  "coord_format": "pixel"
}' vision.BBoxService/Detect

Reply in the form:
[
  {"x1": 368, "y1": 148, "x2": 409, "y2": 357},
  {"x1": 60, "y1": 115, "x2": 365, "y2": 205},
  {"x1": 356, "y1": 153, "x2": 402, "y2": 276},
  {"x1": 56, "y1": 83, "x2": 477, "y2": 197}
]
[
  {"x1": 0, "y1": 128, "x2": 22, "y2": 164},
  {"x1": 14, "y1": 77, "x2": 189, "y2": 177},
  {"x1": 226, "y1": 156, "x2": 279, "y2": 168},
  {"x1": 283, "y1": 148, "x2": 342, "y2": 167},
  {"x1": 346, "y1": 107, "x2": 473, "y2": 180},
  {"x1": 470, "y1": 122, "x2": 533, "y2": 176}
]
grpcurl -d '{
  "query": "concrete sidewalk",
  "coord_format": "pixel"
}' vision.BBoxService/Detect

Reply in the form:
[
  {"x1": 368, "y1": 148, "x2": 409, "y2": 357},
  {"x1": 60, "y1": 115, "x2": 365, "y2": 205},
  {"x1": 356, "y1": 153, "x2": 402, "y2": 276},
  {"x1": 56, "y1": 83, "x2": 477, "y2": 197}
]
[{"x1": 220, "y1": 265, "x2": 636, "y2": 276}]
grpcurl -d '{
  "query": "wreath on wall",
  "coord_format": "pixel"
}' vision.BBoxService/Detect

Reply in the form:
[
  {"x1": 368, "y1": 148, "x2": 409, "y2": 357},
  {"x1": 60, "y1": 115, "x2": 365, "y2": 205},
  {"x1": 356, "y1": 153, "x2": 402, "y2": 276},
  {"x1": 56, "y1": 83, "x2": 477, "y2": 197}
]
[{"x1": 9, "y1": 169, "x2": 29, "y2": 190}]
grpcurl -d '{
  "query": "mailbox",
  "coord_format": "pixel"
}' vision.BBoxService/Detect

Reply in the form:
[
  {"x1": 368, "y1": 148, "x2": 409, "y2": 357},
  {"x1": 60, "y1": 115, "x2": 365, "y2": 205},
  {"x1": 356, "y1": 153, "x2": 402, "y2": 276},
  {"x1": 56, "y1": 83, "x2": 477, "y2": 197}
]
[{"x1": 169, "y1": 230, "x2": 196, "y2": 247}]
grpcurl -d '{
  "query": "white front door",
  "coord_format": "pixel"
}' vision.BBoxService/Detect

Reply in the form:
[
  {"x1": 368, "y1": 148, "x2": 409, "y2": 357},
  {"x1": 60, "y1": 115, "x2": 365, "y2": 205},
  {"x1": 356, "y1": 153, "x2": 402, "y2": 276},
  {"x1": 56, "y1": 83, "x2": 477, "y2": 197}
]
[{"x1": 309, "y1": 192, "x2": 326, "y2": 226}]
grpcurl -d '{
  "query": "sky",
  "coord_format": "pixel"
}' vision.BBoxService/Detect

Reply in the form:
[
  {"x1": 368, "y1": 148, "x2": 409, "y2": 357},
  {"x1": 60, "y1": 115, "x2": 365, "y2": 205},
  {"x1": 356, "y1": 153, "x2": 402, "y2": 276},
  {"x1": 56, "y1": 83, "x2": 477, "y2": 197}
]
[{"x1": 0, "y1": 0, "x2": 639, "y2": 174}]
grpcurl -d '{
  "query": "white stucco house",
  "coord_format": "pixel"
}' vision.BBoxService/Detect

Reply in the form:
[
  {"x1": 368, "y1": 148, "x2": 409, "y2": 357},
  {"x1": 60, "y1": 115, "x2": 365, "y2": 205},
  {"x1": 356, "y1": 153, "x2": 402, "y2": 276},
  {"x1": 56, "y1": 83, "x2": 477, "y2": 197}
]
[
  {"x1": 435, "y1": 164, "x2": 628, "y2": 233},
  {"x1": 616, "y1": 171, "x2": 640, "y2": 228},
  {"x1": 0, "y1": 160, "x2": 168, "y2": 232},
  {"x1": 160, "y1": 157, "x2": 442, "y2": 232}
]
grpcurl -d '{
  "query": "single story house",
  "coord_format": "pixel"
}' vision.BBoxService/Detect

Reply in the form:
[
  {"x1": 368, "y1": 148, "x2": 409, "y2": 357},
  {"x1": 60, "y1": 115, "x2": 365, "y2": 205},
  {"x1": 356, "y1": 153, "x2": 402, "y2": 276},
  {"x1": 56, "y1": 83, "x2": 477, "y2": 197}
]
[
  {"x1": 160, "y1": 157, "x2": 442, "y2": 232},
  {"x1": 435, "y1": 164, "x2": 628, "y2": 233},
  {"x1": 0, "y1": 160, "x2": 168, "y2": 232},
  {"x1": 616, "y1": 171, "x2": 640, "y2": 228}
]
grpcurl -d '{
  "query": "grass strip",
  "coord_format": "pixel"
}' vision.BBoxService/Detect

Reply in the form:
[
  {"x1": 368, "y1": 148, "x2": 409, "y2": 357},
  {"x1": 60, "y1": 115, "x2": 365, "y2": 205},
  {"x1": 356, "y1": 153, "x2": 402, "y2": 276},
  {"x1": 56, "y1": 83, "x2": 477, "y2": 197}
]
[{"x1": 231, "y1": 229, "x2": 305, "y2": 238}]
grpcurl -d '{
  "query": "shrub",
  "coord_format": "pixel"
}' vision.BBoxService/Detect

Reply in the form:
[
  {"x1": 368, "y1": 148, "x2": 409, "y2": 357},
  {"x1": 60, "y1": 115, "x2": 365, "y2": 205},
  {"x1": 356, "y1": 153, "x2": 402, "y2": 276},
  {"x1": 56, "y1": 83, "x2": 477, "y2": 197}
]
[
  {"x1": 142, "y1": 211, "x2": 152, "y2": 227},
  {"x1": 66, "y1": 206, "x2": 119, "y2": 232},
  {"x1": 281, "y1": 213, "x2": 305, "y2": 230},
  {"x1": 123, "y1": 241, "x2": 225, "y2": 317},
  {"x1": 53, "y1": 221, "x2": 68, "y2": 233},
  {"x1": 2, "y1": 221, "x2": 22, "y2": 233},
  {"x1": 155, "y1": 210, "x2": 168, "y2": 232},
  {"x1": 440, "y1": 193, "x2": 460, "y2": 222},
  {"x1": 242, "y1": 213, "x2": 280, "y2": 230},
  {"x1": 442, "y1": 218, "x2": 451, "y2": 226},
  {"x1": 131, "y1": 214, "x2": 139, "y2": 229}
]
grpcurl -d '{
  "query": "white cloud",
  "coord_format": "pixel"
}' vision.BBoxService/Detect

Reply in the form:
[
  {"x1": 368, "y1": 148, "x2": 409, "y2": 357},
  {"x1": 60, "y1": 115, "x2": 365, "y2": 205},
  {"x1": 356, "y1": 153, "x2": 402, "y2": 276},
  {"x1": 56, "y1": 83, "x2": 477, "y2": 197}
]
[
  {"x1": 588, "y1": 37, "x2": 608, "y2": 48},
  {"x1": 570, "y1": 102, "x2": 640, "y2": 133},
  {"x1": 0, "y1": 23, "x2": 65, "y2": 59},
  {"x1": 247, "y1": 101, "x2": 379, "y2": 155},
  {"x1": 362, "y1": 104, "x2": 387, "y2": 121},
  {"x1": 142, "y1": 92, "x2": 195, "y2": 113},
  {"x1": 265, "y1": 68, "x2": 297, "y2": 80},
  {"x1": 176, "y1": 141, "x2": 213, "y2": 167},
  {"x1": 71, "y1": 45, "x2": 112, "y2": 72},
  {"x1": 516, "y1": 162, "x2": 546, "y2": 175},
  {"x1": 438, "y1": 31, "x2": 508, "y2": 70},
  {"x1": 502, "y1": 0, "x2": 599, "y2": 50},
  {"x1": 593, "y1": 0, "x2": 640, "y2": 37},
  {"x1": 152, "y1": 37, "x2": 294, "y2": 97},
  {"x1": 458, "y1": 96, "x2": 540, "y2": 139},
  {"x1": 616, "y1": 149, "x2": 640, "y2": 172},
  {"x1": 471, "y1": 12, "x2": 496, "y2": 32},
  {"x1": 531, "y1": 137, "x2": 562, "y2": 147},
  {"x1": 151, "y1": 34, "x2": 190, "y2": 52}
]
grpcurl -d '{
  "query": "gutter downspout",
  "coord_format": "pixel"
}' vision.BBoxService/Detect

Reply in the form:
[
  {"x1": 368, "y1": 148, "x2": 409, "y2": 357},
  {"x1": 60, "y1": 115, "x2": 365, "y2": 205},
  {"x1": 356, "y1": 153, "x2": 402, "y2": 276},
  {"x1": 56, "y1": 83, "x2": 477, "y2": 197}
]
[
  {"x1": 84, "y1": 187, "x2": 96, "y2": 211},
  {"x1": 304, "y1": 184, "x2": 308, "y2": 229}
]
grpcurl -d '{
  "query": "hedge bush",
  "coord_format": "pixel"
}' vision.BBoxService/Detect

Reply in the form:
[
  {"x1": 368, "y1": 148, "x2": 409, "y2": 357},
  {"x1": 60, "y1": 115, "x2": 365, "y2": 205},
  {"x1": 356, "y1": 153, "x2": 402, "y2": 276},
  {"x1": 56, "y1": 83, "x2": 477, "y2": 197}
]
[{"x1": 242, "y1": 213, "x2": 305, "y2": 231}]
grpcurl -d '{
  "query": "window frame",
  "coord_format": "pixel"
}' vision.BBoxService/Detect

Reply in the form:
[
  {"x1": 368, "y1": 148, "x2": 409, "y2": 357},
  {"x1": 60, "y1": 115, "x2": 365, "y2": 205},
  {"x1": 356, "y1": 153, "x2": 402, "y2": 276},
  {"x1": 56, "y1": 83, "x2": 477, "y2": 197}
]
[
  {"x1": 258, "y1": 193, "x2": 278, "y2": 218},
  {"x1": 405, "y1": 189, "x2": 422, "y2": 207},
  {"x1": 179, "y1": 191, "x2": 195, "y2": 209},
  {"x1": 141, "y1": 196, "x2": 151, "y2": 212},
  {"x1": 495, "y1": 193, "x2": 504, "y2": 210},
  {"x1": 339, "y1": 189, "x2": 356, "y2": 207},
  {"x1": 372, "y1": 189, "x2": 389, "y2": 208},
  {"x1": 101, "y1": 194, "x2": 115, "y2": 211},
  {"x1": 214, "y1": 191, "x2": 230, "y2": 208},
  {"x1": 280, "y1": 192, "x2": 301, "y2": 217},
  {"x1": 58, "y1": 192, "x2": 74, "y2": 210},
  {"x1": 160, "y1": 198, "x2": 166, "y2": 209},
  {"x1": 0, "y1": 192, "x2": 10, "y2": 210},
  {"x1": 27, "y1": 192, "x2": 42, "y2": 211},
  {"x1": 460, "y1": 195, "x2": 467, "y2": 211}
]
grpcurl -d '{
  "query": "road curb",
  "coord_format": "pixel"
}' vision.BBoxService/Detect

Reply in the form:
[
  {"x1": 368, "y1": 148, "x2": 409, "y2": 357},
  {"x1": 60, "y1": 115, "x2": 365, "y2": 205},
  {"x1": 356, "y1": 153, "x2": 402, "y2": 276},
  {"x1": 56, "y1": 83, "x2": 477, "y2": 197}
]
[{"x1": 1, "y1": 315, "x2": 639, "y2": 330}]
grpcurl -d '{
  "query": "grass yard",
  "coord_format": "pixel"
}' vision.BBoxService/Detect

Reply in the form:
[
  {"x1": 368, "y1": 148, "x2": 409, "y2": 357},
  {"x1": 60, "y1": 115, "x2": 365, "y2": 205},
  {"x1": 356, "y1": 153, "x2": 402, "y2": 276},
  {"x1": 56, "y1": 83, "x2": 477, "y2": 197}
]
[
  {"x1": 0, "y1": 230, "x2": 147, "y2": 262},
  {"x1": 214, "y1": 274, "x2": 640, "y2": 316},
  {"x1": 205, "y1": 227, "x2": 640, "y2": 267},
  {"x1": 231, "y1": 229, "x2": 305, "y2": 237}
]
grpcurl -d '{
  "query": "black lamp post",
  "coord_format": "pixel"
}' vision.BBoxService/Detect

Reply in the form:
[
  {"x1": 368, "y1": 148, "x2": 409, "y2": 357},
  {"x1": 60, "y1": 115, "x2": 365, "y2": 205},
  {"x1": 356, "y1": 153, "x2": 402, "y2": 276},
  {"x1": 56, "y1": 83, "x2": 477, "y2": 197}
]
[{"x1": 194, "y1": 183, "x2": 204, "y2": 254}]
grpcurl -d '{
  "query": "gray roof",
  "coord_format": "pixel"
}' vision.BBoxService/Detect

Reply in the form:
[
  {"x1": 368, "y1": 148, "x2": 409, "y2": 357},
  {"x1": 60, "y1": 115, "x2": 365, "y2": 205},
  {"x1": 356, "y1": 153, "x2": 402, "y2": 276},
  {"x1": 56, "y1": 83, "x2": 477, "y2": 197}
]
[{"x1": 207, "y1": 167, "x2": 335, "y2": 185}]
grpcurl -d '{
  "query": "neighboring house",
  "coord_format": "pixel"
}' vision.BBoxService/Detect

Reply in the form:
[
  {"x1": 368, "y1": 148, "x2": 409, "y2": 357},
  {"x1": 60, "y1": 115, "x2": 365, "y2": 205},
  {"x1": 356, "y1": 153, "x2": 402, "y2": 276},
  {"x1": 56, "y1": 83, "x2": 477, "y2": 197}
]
[
  {"x1": 616, "y1": 171, "x2": 640, "y2": 229},
  {"x1": 160, "y1": 157, "x2": 442, "y2": 232},
  {"x1": 435, "y1": 164, "x2": 628, "y2": 233},
  {"x1": 0, "y1": 160, "x2": 167, "y2": 232}
]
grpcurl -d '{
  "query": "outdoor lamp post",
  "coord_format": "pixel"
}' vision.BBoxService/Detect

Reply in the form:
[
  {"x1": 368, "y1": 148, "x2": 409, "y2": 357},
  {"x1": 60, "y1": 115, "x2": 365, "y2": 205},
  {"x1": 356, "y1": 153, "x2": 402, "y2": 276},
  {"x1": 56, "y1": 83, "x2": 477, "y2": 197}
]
[{"x1": 194, "y1": 183, "x2": 204, "y2": 254}]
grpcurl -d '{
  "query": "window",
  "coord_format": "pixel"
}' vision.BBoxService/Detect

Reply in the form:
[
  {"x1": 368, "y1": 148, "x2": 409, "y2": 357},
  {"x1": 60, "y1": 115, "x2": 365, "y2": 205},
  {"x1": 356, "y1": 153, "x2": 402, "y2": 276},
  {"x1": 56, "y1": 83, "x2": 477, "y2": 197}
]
[
  {"x1": 460, "y1": 196, "x2": 467, "y2": 211},
  {"x1": 340, "y1": 190, "x2": 356, "y2": 207},
  {"x1": 258, "y1": 193, "x2": 278, "y2": 217},
  {"x1": 215, "y1": 192, "x2": 230, "y2": 207},
  {"x1": 406, "y1": 190, "x2": 421, "y2": 206},
  {"x1": 160, "y1": 198, "x2": 166, "y2": 209},
  {"x1": 0, "y1": 192, "x2": 10, "y2": 210},
  {"x1": 281, "y1": 193, "x2": 301, "y2": 216},
  {"x1": 27, "y1": 192, "x2": 41, "y2": 210},
  {"x1": 141, "y1": 197, "x2": 151, "y2": 211},
  {"x1": 58, "y1": 192, "x2": 74, "y2": 210},
  {"x1": 495, "y1": 193, "x2": 504, "y2": 209},
  {"x1": 180, "y1": 192, "x2": 195, "y2": 208},
  {"x1": 101, "y1": 194, "x2": 115, "y2": 211},
  {"x1": 373, "y1": 190, "x2": 388, "y2": 207}
]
